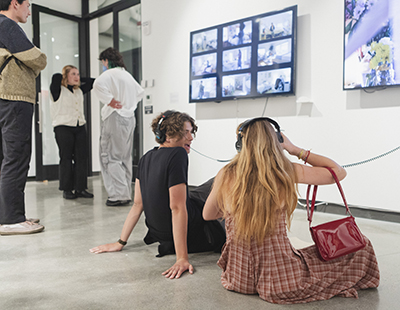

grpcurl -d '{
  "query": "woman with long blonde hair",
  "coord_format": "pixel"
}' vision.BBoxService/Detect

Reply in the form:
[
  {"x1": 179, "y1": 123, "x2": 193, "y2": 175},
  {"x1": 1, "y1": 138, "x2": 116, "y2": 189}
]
[{"x1": 203, "y1": 117, "x2": 379, "y2": 304}]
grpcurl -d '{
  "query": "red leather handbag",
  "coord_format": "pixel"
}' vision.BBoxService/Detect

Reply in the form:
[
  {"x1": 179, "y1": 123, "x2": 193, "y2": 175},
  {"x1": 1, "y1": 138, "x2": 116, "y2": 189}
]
[{"x1": 306, "y1": 167, "x2": 367, "y2": 261}]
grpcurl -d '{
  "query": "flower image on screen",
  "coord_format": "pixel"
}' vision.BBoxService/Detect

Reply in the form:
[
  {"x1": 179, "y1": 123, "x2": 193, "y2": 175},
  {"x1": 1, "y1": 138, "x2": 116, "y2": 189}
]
[
  {"x1": 257, "y1": 68, "x2": 291, "y2": 94},
  {"x1": 258, "y1": 39, "x2": 292, "y2": 66},
  {"x1": 259, "y1": 11, "x2": 293, "y2": 41},
  {"x1": 223, "y1": 47, "x2": 252, "y2": 72},
  {"x1": 223, "y1": 21, "x2": 252, "y2": 47},
  {"x1": 222, "y1": 73, "x2": 251, "y2": 97},
  {"x1": 343, "y1": 0, "x2": 399, "y2": 89},
  {"x1": 191, "y1": 53, "x2": 217, "y2": 76},
  {"x1": 192, "y1": 29, "x2": 218, "y2": 54},
  {"x1": 191, "y1": 78, "x2": 217, "y2": 100}
]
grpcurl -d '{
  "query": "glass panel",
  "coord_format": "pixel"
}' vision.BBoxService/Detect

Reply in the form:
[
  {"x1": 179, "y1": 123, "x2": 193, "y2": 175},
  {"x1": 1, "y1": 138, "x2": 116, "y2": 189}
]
[
  {"x1": 89, "y1": 13, "x2": 114, "y2": 172},
  {"x1": 118, "y1": 4, "x2": 141, "y2": 53},
  {"x1": 89, "y1": 0, "x2": 122, "y2": 13},
  {"x1": 118, "y1": 4, "x2": 141, "y2": 80},
  {"x1": 99, "y1": 13, "x2": 114, "y2": 72},
  {"x1": 118, "y1": 4, "x2": 142, "y2": 172},
  {"x1": 39, "y1": 12, "x2": 79, "y2": 165}
]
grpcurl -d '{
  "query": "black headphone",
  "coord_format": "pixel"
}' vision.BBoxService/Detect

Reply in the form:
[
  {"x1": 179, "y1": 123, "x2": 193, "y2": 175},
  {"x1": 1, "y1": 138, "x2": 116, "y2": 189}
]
[
  {"x1": 235, "y1": 117, "x2": 284, "y2": 152},
  {"x1": 155, "y1": 110, "x2": 175, "y2": 143}
]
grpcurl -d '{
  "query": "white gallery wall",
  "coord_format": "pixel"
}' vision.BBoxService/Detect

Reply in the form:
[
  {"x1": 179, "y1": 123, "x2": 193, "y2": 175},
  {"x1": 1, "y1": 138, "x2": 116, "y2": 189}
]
[
  {"x1": 19, "y1": 0, "x2": 400, "y2": 212},
  {"x1": 141, "y1": 0, "x2": 400, "y2": 212}
]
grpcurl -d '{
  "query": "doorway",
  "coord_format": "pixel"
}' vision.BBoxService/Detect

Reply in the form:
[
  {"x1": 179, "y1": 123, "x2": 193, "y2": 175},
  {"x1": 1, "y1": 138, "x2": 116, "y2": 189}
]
[
  {"x1": 32, "y1": 6, "x2": 83, "y2": 181},
  {"x1": 31, "y1": 0, "x2": 142, "y2": 181},
  {"x1": 89, "y1": 0, "x2": 142, "y2": 179}
]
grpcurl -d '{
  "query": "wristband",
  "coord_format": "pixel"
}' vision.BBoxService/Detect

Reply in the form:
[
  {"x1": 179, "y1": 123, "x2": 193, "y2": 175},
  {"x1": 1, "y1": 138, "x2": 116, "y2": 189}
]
[
  {"x1": 303, "y1": 150, "x2": 311, "y2": 164},
  {"x1": 118, "y1": 239, "x2": 127, "y2": 246}
]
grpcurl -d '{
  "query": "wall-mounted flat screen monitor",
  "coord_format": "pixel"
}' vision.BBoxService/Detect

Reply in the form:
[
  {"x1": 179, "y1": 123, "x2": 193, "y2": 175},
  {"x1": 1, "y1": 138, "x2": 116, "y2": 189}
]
[
  {"x1": 343, "y1": 0, "x2": 400, "y2": 90},
  {"x1": 189, "y1": 5, "x2": 297, "y2": 103}
]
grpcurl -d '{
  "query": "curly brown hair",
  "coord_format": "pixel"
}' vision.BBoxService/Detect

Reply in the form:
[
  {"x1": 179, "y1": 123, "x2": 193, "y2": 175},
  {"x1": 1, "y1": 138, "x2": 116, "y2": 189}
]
[
  {"x1": 151, "y1": 110, "x2": 198, "y2": 144},
  {"x1": 98, "y1": 47, "x2": 126, "y2": 69}
]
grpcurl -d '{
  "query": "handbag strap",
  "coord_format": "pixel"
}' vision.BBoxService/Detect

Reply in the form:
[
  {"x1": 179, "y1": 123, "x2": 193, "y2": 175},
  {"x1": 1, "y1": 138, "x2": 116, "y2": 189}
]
[
  {"x1": 306, "y1": 183, "x2": 318, "y2": 223},
  {"x1": 306, "y1": 167, "x2": 353, "y2": 226}
]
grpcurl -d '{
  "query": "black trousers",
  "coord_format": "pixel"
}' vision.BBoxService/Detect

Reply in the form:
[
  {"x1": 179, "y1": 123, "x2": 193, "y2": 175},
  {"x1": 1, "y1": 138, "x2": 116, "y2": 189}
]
[
  {"x1": 0, "y1": 100, "x2": 33, "y2": 224},
  {"x1": 54, "y1": 125, "x2": 88, "y2": 191},
  {"x1": 188, "y1": 177, "x2": 226, "y2": 253}
]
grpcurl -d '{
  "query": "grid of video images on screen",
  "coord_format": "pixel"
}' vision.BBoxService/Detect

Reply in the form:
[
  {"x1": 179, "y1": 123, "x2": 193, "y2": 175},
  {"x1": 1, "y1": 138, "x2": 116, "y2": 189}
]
[{"x1": 189, "y1": 5, "x2": 296, "y2": 102}]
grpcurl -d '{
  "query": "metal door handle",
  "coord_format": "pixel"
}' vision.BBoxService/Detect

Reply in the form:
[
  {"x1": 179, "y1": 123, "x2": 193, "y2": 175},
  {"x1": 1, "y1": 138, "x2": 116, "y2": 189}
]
[{"x1": 37, "y1": 92, "x2": 43, "y2": 133}]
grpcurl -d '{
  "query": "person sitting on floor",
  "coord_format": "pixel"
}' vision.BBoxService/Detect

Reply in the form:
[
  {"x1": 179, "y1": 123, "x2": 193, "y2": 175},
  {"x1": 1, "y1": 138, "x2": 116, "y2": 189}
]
[
  {"x1": 90, "y1": 110, "x2": 225, "y2": 279},
  {"x1": 203, "y1": 117, "x2": 379, "y2": 304}
]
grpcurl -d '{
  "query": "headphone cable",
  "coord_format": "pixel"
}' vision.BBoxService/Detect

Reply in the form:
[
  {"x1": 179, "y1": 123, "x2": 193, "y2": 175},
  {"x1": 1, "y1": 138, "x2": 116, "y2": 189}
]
[
  {"x1": 191, "y1": 147, "x2": 232, "y2": 162},
  {"x1": 191, "y1": 145, "x2": 400, "y2": 167},
  {"x1": 341, "y1": 145, "x2": 400, "y2": 168},
  {"x1": 261, "y1": 97, "x2": 269, "y2": 116}
]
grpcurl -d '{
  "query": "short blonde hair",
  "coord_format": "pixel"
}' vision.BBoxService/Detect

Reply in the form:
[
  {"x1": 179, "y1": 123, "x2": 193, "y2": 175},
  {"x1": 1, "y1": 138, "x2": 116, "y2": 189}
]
[{"x1": 61, "y1": 65, "x2": 80, "y2": 89}]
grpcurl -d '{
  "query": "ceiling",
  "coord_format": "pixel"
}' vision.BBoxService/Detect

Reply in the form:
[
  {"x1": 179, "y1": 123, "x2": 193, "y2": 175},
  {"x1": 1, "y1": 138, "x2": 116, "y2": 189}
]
[
  {"x1": 30, "y1": 0, "x2": 141, "y2": 46},
  {"x1": 31, "y1": 0, "x2": 123, "y2": 17}
]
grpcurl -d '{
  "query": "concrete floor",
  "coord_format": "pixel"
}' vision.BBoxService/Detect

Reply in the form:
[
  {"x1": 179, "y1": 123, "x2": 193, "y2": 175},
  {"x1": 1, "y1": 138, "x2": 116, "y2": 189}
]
[{"x1": 1, "y1": 175, "x2": 399, "y2": 310}]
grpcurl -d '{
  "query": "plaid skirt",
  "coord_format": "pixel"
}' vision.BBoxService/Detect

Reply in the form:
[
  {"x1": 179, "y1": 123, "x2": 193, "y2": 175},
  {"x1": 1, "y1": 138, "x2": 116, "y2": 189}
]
[{"x1": 217, "y1": 214, "x2": 380, "y2": 304}]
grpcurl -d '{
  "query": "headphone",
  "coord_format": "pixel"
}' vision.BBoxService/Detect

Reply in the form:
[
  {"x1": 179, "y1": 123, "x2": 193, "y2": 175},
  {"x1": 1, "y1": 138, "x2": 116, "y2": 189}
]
[
  {"x1": 235, "y1": 117, "x2": 284, "y2": 152},
  {"x1": 155, "y1": 110, "x2": 175, "y2": 143}
]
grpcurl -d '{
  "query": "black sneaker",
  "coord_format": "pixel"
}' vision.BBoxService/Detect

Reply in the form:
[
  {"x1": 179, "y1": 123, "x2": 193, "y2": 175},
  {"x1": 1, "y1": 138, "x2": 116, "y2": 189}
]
[
  {"x1": 106, "y1": 199, "x2": 131, "y2": 206},
  {"x1": 75, "y1": 190, "x2": 94, "y2": 198},
  {"x1": 63, "y1": 190, "x2": 77, "y2": 199}
]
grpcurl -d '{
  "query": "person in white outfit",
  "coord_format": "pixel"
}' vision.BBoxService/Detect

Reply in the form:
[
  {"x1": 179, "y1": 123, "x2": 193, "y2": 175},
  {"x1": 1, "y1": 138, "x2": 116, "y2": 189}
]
[{"x1": 93, "y1": 47, "x2": 144, "y2": 206}]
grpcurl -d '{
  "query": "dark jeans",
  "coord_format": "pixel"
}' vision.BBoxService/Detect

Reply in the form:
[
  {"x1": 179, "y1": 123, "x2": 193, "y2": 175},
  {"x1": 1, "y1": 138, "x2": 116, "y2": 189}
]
[
  {"x1": 0, "y1": 100, "x2": 33, "y2": 224},
  {"x1": 54, "y1": 125, "x2": 88, "y2": 191}
]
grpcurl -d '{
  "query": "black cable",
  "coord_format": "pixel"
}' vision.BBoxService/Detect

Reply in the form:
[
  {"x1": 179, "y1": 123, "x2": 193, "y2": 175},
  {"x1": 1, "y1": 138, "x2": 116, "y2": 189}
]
[{"x1": 362, "y1": 86, "x2": 387, "y2": 93}]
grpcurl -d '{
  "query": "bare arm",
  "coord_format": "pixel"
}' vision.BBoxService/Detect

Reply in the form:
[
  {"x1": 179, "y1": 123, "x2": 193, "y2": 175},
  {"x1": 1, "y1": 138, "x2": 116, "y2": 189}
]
[
  {"x1": 281, "y1": 133, "x2": 347, "y2": 185},
  {"x1": 162, "y1": 183, "x2": 194, "y2": 279},
  {"x1": 203, "y1": 171, "x2": 224, "y2": 221},
  {"x1": 89, "y1": 179, "x2": 143, "y2": 254}
]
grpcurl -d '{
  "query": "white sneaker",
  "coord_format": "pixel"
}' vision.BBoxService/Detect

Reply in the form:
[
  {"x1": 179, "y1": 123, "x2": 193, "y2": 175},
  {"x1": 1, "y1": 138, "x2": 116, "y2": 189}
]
[{"x1": 0, "y1": 221, "x2": 45, "y2": 235}]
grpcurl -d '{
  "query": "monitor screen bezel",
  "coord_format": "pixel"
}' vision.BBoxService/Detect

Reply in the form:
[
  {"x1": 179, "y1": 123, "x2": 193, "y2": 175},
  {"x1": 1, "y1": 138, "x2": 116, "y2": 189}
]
[{"x1": 189, "y1": 5, "x2": 297, "y2": 103}]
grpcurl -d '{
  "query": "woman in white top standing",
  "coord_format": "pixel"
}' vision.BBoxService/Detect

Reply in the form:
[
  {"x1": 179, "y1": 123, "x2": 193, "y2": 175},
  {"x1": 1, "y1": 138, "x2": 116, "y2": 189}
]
[
  {"x1": 93, "y1": 48, "x2": 144, "y2": 206},
  {"x1": 50, "y1": 65, "x2": 94, "y2": 199}
]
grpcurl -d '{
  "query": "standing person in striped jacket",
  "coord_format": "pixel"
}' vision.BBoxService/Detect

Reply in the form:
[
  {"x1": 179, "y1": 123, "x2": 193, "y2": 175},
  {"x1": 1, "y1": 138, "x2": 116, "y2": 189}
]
[{"x1": 0, "y1": 0, "x2": 47, "y2": 235}]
